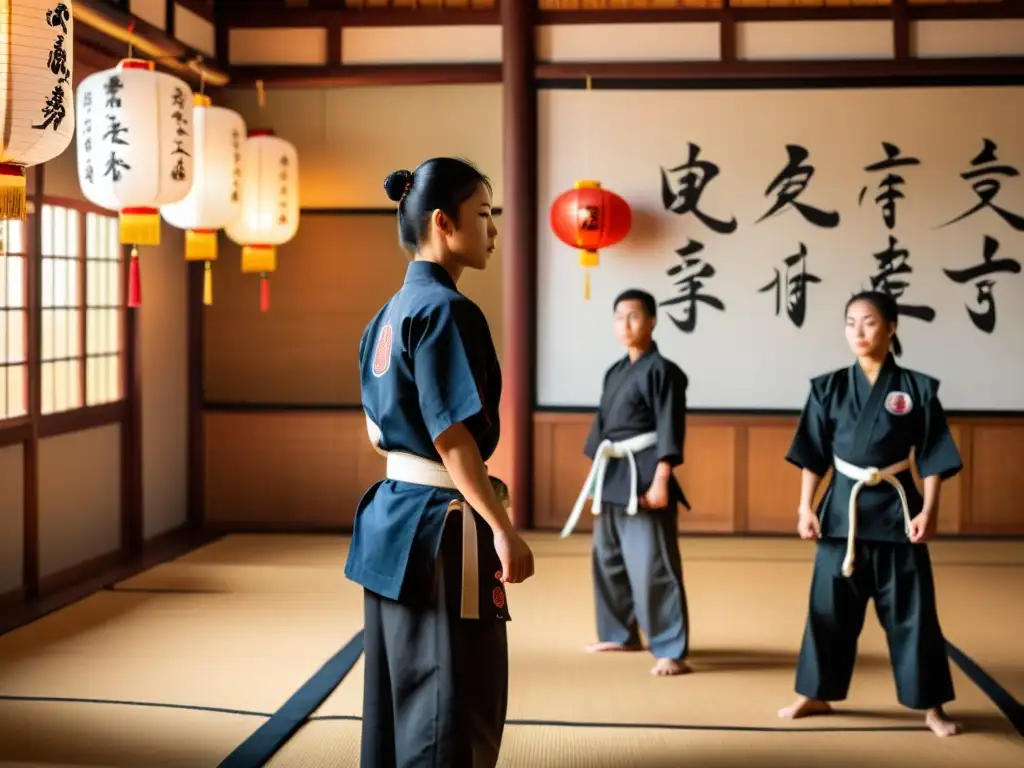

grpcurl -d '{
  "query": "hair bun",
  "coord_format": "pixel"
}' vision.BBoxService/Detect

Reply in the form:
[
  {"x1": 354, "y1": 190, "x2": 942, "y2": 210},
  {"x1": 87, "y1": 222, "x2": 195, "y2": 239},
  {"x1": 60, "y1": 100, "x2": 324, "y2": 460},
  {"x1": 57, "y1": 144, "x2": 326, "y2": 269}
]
[{"x1": 384, "y1": 170, "x2": 412, "y2": 203}]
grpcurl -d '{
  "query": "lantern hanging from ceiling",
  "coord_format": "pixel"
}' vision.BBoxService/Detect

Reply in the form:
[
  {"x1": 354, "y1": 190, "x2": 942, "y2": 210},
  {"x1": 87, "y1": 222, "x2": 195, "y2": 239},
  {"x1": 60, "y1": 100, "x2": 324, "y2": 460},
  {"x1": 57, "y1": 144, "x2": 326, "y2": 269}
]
[
  {"x1": 224, "y1": 129, "x2": 299, "y2": 313},
  {"x1": 0, "y1": 1, "x2": 76, "y2": 219},
  {"x1": 549, "y1": 180, "x2": 632, "y2": 300},
  {"x1": 76, "y1": 58, "x2": 195, "y2": 307},
  {"x1": 161, "y1": 93, "x2": 245, "y2": 306}
]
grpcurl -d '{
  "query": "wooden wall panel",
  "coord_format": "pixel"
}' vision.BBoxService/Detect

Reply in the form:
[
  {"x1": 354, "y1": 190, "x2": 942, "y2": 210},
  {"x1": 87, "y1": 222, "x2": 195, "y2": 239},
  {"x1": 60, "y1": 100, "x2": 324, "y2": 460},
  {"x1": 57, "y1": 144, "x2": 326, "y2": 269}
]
[
  {"x1": 531, "y1": 412, "x2": 1024, "y2": 537},
  {"x1": 204, "y1": 411, "x2": 384, "y2": 531},
  {"x1": 203, "y1": 409, "x2": 1024, "y2": 537},
  {"x1": 967, "y1": 424, "x2": 1024, "y2": 535}
]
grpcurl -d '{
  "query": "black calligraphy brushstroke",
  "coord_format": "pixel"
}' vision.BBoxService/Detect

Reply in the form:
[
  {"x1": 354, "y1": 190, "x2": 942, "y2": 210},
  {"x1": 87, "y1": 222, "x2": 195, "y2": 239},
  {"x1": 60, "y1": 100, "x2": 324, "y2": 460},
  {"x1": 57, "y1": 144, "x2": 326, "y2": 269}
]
[
  {"x1": 659, "y1": 239, "x2": 725, "y2": 333},
  {"x1": 758, "y1": 242, "x2": 821, "y2": 328},
  {"x1": 231, "y1": 129, "x2": 241, "y2": 202},
  {"x1": 757, "y1": 145, "x2": 840, "y2": 229},
  {"x1": 660, "y1": 143, "x2": 738, "y2": 235},
  {"x1": 939, "y1": 139, "x2": 1024, "y2": 232},
  {"x1": 32, "y1": 4, "x2": 73, "y2": 131},
  {"x1": 870, "y1": 235, "x2": 936, "y2": 323},
  {"x1": 943, "y1": 235, "x2": 1021, "y2": 334},
  {"x1": 858, "y1": 142, "x2": 920, "y2": 230}
]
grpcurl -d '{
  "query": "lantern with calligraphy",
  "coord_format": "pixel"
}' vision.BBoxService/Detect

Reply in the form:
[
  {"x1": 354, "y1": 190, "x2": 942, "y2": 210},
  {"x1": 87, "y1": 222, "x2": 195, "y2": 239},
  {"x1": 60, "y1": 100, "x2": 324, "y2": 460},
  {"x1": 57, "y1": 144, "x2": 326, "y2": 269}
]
[
  {"x1": 75, "y1": 58, "x2": 195, "y2": 307},
  {"x1": 0, "y1": 1, "x2": 76, "y2": 219},
  {"x1": 224, "y1": 129, "x2": 299, "y2": 313},
  {"x1": 549, "y1": 180, "x2": 632, "y2": 300},
  {"x1": 161, "y1": 94, "x2": 245, "y2": 306}
]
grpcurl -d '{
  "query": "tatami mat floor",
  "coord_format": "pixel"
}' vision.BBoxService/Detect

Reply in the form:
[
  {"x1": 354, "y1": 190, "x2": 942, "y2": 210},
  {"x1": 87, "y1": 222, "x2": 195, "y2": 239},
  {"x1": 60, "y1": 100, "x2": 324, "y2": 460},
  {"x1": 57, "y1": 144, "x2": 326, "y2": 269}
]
[{"x1": 0, "y1": 533, "x2": 1021, "y2": 766}]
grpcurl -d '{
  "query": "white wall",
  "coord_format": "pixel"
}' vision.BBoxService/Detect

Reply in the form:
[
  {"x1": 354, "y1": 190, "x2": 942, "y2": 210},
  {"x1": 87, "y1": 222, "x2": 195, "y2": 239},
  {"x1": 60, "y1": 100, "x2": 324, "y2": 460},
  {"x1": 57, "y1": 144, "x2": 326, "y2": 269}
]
[{"x1": 537, "y1": 85, "x2": 1024, "y2": 411}]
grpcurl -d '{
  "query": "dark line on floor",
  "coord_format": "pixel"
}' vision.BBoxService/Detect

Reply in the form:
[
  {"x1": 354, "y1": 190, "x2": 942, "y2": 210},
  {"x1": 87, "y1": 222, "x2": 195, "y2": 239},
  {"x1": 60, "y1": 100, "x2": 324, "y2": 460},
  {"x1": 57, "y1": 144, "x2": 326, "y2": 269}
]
[
  {"x1": 0, "y1": 695, "x2": 270, "y2": 719},
  {"x1": 216, "y1": 629, "x2": 365, "y2": 768},
  {"x1": 101, "y1": 593, "x2": 232, "y2": 598},
  {"x1": 946, "y1": 639, "x2": 1024, "y2": 737},
  {"x1": 305, "y1": 713, "x2": 923, "y2": 733}
]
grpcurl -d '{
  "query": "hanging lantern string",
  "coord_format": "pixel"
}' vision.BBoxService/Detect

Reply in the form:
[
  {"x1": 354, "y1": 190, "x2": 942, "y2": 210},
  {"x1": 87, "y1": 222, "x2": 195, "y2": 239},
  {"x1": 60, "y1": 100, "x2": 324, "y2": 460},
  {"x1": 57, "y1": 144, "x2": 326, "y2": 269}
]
[
  {"x1": 127, "y1": 20, "x2": 136, "y2": 58},
  {"x1": 257, "y1": 79, "x2": 266, "y2": 113},
  {"x1": 584, "y1": 73, "x2": 592, "y2": 177}
]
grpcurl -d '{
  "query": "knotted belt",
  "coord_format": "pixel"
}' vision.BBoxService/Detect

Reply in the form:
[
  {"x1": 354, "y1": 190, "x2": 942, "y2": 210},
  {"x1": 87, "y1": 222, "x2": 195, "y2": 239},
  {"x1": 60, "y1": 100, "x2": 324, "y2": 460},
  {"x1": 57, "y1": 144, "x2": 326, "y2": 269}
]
[
  {"x1": 367, "y1": 415, "x2": 506, "y2": 620},
  {"x1": 832, "y1": 454, "x2": 913, "y2": 577},
  {"x1": 561, "y1": 431, "x2": 659, "y2": 539}
]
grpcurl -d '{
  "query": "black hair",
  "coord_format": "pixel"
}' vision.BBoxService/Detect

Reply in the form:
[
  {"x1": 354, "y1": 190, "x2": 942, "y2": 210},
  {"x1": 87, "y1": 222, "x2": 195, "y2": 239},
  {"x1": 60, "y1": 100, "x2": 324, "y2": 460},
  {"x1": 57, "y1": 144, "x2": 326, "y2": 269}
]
[
  {"x1": 845, "y1": 290, "x2": 902, "y2": 357},
  {"x1": 383, "y1": 157, "x2": 492, "y2": 253},
  {"x1": 613, "y1": 289, "x2": 657, "y2": 319}
]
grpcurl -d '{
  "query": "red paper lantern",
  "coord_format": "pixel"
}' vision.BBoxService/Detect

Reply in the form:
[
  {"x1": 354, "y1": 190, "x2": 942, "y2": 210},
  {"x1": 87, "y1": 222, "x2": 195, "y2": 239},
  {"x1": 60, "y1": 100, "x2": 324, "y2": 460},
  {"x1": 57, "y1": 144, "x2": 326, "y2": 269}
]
[{"x1": 549, "y1": 180, "x2": 632, "y2": 300}]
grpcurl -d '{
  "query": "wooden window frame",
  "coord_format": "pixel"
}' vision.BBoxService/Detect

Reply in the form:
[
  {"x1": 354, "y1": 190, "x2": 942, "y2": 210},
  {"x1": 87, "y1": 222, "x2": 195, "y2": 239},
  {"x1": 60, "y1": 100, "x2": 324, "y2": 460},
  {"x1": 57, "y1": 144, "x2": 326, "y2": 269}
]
[{"x1": 0, "y1": 194, "x2": 129, "y2": 448}]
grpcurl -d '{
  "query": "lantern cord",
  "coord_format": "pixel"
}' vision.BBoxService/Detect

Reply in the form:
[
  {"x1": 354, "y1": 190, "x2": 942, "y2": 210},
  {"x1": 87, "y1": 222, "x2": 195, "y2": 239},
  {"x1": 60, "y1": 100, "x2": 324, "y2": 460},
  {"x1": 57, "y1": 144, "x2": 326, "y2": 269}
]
[
  {"x1": 256, "y1": 80, "x2": 266, "y2": 113},
  {"x1": 128, "y1": 246, "x2": 142, "y2": 308},
  {"x1": 203, "y1": 261, "x2": 213, "y2": 306},
  {"x1": 127, "y1": 20, "x2": 136, "y2": 59},
  {"x1": 196, "y1": 56, "x2": 207, "y2": 96},
  {"x1": 584, "y1": 73, "x2": 592, "y2": 177},
  {"x1": 583, "y1": 269, "x2": 591, "y2": 302}
]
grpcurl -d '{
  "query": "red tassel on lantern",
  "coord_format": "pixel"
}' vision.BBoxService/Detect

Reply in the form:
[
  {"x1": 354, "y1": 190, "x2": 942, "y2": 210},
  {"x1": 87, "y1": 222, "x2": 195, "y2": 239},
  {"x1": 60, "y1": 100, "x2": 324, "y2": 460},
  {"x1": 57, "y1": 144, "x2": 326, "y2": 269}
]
[
  {"x1": 550, "y1": 180, "x2": 632, "y2": 300},
  {"x1": 128, "y1": 246, "x2": 142, "y2": 308},
  {"x1": 259, "y1": 273, "x2": 270, "y2": 313}
]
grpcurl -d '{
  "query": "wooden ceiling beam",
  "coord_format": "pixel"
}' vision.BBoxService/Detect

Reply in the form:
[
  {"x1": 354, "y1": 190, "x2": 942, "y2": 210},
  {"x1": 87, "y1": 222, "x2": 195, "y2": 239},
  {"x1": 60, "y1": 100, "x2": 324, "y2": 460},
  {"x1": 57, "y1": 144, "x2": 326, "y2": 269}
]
[{"x1": 227, "y1": 5, "x2": 499, "y2": 28}]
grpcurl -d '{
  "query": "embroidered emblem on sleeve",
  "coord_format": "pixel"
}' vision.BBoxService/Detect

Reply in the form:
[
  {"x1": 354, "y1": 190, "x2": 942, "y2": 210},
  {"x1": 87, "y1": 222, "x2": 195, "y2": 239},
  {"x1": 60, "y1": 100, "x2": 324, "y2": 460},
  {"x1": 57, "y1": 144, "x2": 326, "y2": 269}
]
[
  {"x1": 372, "y1": 325, "x2": 393, "y2": 377},
  {"x1": 885, "y1": 391, "x2": 913, "y2": 416},
  {"x1": 492, "y1": 586, "x2": 506, "y2": 608}
]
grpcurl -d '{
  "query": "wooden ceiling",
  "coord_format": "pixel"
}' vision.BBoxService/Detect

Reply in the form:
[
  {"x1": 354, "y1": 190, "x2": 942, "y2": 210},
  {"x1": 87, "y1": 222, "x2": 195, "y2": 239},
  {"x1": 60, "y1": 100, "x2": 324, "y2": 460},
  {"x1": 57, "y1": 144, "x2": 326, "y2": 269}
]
[{"x1": 330, "y1": 0, "x2": 1008, "y2": 8}]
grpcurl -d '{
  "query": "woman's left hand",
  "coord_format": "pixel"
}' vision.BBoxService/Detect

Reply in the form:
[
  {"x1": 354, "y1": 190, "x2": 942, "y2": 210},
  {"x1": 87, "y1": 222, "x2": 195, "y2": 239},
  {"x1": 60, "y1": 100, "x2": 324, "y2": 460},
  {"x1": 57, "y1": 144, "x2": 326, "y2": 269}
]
[{"x1": 909, "y1": 510, "x2": 936, "y2": 543}]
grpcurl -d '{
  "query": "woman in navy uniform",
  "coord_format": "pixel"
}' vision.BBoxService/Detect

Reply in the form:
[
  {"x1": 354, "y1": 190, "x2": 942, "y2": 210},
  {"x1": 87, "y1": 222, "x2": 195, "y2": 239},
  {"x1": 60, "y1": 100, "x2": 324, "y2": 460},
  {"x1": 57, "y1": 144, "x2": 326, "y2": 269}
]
[
  {"x1": 778, "y1": 290, "x2": 961, "y2": 737},
  {"x1": 345, "y1": 157, "x2": 536, "y2": 767}
]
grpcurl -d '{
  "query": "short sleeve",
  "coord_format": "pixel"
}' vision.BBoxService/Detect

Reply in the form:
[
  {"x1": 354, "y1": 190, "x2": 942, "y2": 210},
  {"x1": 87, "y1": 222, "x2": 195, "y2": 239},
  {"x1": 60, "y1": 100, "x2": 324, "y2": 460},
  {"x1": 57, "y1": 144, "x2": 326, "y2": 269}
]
[
  {"x1": 412, "y1": 300, "x2": 485, "y2": 443},
  {"x1": 914, "y1": 379, "x2": 963, "y2": 481},
  {"x1": 785, "y1": 379, "x2": 832, "y2": 476},
  {"x1": 651, "y1": 364, "x2": 687, "y2": 467}
]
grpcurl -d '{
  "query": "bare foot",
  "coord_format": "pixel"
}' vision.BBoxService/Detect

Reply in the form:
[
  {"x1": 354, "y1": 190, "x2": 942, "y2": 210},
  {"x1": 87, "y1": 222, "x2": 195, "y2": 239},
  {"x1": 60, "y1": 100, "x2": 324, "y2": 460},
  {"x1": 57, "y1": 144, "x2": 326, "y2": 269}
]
[
  {"x1": 584, "y1": 641, "x2": 643, "y2": 653},
  {"x1": 777, "y1": 696, "x2": 834, "y2": 719},
  {"x1": 925, "y1": 707, "x2": 960, "y2": 737},
  {"x1": 650, "y1": 658, "x2": 691, "y2": 676}
]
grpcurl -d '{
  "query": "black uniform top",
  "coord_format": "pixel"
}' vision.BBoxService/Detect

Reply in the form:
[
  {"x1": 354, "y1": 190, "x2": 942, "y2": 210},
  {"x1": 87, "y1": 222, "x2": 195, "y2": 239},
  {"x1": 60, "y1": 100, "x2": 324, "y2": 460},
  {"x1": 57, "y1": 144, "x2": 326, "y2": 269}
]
[
  {"x1": 583, "y1": 342, "x2": 690, "y2": 512},
  {"x1": 786, "y1": 353, "x2": 962, "y2": 542}
]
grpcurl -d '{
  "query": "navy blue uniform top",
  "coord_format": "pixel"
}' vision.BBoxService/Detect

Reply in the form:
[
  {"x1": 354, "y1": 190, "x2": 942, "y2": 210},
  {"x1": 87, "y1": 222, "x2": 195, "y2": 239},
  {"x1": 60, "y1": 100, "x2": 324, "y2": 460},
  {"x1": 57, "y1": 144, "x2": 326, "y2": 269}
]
[
  {"x1": 786, "y1": 353, "x2": 962, "y2": 543},
  {"x1": 582, "y1": 342, "x2": 690, "y2": 512},
  {"x1": 344, "y1": 260, "x2": 502, "y2": 601}
]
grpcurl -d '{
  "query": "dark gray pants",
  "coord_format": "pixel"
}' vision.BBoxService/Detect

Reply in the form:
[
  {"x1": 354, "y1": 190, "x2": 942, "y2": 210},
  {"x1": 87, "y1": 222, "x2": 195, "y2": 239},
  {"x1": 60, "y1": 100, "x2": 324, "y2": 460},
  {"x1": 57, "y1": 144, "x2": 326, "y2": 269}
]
[
  {"x1": 592, "y1": 502, "x2": 690, "y2": 660},
  {"x1": 360, "y1": 515, "x2": 509, "y2": 767}
]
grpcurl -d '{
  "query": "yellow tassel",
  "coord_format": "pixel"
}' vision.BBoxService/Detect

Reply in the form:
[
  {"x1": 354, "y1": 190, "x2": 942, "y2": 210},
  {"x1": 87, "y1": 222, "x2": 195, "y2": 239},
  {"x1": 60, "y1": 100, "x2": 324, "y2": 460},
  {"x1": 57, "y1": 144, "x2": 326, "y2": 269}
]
[
  {"x1": 185, "y1": 229, "x2": 218, "y2": 261},
  {"x1": 583, "y1": 269, "x2": 591, "y2": 301},
  {"x1": 0, "y1": 168, "x2": 26, "y2": 220},
  {"x1": 241, "y1": 244, "x2": 276, "y2": 275},
  {"x1": 203, "y1": 261, "x2": 213, "y2": 306},
  {"x1": 120, "y1": 209, "x2": 161, "y2": 246}
]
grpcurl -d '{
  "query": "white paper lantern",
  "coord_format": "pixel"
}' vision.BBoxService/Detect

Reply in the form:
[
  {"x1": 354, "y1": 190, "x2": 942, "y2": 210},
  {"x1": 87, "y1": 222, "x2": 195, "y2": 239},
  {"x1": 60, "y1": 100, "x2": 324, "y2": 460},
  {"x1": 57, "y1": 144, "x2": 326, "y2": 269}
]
[
  {"x1": 161, "y1": 93, "x2": 245, "y2": 305},
  {"x1": 75, "y1": 58, "x2": 194, "y2": 246},
  {"x1": 0, "y1": 1, "x2": 76, "y2": 219},
  {"x1": 224, "y1": 130, "x2": 299, "y2": 312}
]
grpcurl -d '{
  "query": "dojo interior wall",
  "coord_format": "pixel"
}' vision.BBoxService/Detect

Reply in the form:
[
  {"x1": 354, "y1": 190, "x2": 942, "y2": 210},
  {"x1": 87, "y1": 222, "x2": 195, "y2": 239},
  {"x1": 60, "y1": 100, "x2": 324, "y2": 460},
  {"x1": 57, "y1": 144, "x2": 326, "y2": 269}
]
[
  {"x1": 201, "y1": 84, "x2": 508, "y2": 530},
  {"x1": 200, "y1": 10, "x2": 1024, "y2": 536},
  {"x1": 0, "y1": 47, "x2": 191, "y2": 605}
]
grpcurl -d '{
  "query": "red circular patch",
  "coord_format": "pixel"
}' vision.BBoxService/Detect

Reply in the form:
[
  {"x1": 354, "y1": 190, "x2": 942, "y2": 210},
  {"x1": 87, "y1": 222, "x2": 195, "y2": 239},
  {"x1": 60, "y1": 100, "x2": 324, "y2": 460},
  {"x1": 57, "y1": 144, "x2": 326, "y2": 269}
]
[
  {"x1": 372, "y1": 325, "x2": 392, "y2": 376},
  {"x1": 492, "y1": 586, "x2": 505, "y2": 608},
  {"x1": 494, "y1": 570, "x2": 502, "y2": 581}
]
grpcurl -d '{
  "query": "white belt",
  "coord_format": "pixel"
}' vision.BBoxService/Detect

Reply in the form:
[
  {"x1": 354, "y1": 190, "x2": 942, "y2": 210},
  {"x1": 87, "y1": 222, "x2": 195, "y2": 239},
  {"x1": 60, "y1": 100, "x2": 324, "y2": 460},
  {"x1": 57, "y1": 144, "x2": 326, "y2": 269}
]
[
  {"x1": 385, "y1": 450, "x2": 482, "y2": 620},
  {"x1": 561, "y1": 431, "x2": 659, "y2": 539},
  {"x1": 832, "y1": 454, "x2": 913, "y2": 578}
]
